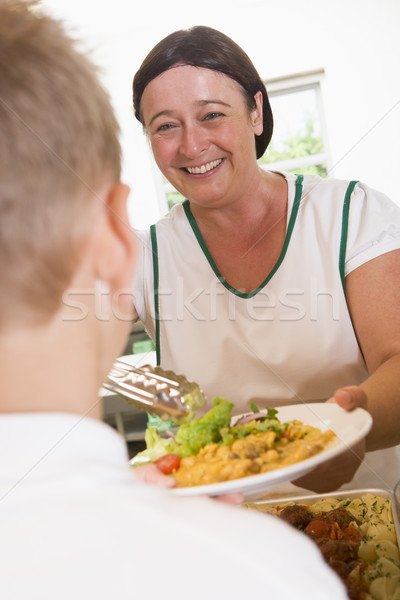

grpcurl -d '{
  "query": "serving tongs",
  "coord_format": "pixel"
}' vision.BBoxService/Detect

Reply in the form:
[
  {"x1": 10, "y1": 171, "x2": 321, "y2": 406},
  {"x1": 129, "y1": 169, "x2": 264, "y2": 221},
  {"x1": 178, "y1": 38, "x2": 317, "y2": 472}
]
[{"x1": 103, "y1": 360, "x2": 199, "y2": 421}]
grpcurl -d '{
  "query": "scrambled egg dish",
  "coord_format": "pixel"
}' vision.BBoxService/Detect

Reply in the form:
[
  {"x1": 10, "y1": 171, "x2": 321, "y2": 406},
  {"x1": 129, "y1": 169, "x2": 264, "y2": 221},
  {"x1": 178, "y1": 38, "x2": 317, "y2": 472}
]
[{"x1": 173, "y1": 419, "x2": 336, "y2": 487}]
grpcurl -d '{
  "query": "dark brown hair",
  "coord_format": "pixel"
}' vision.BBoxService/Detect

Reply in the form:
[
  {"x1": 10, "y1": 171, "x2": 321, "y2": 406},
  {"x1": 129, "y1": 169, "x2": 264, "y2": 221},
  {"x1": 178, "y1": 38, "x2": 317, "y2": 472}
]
[{"x1": 132, "y1": 26, "x2": 273, "y2": 159}]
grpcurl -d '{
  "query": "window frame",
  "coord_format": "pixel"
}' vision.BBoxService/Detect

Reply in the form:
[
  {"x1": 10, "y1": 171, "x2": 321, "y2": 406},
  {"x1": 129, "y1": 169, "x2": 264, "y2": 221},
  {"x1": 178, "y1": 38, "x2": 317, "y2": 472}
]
[{"x1": 261, "y1": 69, "x2": 331, "y2": 175}]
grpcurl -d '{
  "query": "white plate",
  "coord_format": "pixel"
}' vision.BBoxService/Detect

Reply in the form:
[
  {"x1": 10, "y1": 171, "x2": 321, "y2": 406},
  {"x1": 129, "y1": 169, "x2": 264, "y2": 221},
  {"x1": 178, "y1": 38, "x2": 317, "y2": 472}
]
[{"x1": 170, "y1": 403, "x2": 373, "y2": 501}]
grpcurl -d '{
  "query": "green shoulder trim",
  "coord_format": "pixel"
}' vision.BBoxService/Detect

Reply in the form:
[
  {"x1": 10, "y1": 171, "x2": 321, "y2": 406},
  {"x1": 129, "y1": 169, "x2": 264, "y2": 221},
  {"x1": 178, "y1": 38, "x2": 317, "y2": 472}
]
[
  {"x1": 150, "y1": 224, "x2": 160, "y2": 366},
  {"x1": 182, "y1": 174, "x2": 304, "y2": 298},
  {"x1": 339, "y1": 180, "x2": 359, "y2": 292}
]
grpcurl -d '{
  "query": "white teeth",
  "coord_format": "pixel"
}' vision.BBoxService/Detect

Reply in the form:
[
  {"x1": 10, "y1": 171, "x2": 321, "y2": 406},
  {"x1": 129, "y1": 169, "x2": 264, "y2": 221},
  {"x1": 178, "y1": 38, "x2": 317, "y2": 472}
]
[{"x1": 186, "y1": 159, "x2": 222, "y2": 174}]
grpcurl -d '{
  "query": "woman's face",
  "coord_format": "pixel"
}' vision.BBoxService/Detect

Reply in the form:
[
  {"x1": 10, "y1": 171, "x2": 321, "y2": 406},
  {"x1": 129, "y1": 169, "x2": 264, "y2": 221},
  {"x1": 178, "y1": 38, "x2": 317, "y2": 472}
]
[{"x1": 140, "y1": 65, "x2": 263, "y2": 209}]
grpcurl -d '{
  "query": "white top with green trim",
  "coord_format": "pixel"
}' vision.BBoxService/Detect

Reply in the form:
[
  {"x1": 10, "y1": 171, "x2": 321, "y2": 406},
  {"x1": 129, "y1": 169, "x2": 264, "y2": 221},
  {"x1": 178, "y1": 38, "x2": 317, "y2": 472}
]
[
  {"x1": 134, "y1": 172, "x2": 400, "y2": 490},
  {"x1": 134, "y1": 172, "x2": 400, "y2": 414}
]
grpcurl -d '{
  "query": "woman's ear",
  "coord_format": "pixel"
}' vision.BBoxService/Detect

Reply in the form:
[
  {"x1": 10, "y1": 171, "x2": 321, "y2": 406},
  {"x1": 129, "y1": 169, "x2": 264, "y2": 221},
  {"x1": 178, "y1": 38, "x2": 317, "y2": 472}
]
[
  {"x1": 251, "y1": 90, "x2": 264, "y2": 136},
  {"x1": 93, "y1": 182, "x2": 137, "y2": 293}
]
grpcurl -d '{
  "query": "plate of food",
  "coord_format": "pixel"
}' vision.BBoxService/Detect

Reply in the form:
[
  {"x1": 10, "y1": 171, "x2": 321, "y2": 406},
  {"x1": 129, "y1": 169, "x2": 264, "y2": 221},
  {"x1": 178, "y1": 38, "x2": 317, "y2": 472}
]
[{"x1": 131, "y1": 398, "x2": 373, "y2": 500}]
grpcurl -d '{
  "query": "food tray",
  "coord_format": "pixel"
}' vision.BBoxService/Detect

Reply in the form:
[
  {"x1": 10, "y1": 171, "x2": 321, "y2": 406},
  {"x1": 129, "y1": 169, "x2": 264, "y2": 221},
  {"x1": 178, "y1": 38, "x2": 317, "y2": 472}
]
[
  {"x1": 246, "y1": 488, "x2": 398, "y2": 532},
  {"x1": 245, "y1": 488, "x2": 400, "y2": 599}
]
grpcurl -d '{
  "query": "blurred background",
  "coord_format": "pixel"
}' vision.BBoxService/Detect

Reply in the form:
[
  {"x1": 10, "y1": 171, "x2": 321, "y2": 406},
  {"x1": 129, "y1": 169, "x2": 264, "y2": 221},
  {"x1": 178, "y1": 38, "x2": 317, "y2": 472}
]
[{"x1": 41, "y1": 0, "x2": 400, "y2": 230}]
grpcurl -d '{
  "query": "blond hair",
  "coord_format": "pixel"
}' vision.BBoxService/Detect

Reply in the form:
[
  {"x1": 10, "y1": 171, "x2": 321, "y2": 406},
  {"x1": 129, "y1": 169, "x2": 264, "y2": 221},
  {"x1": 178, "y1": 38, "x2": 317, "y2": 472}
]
[{"x1": 0, "y1": 0, "x2": 121, "y2": 327}]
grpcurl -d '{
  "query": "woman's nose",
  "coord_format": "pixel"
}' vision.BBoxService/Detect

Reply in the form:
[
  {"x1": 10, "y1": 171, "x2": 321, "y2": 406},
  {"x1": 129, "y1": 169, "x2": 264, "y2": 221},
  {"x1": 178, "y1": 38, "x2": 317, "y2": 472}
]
[{"x1": 179, "y1": 124, "x2": 208, "y2": 159}]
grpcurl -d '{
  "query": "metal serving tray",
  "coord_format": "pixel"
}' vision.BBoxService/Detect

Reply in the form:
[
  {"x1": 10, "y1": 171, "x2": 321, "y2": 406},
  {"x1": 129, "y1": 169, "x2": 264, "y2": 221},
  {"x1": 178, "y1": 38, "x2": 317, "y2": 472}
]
[{"x1": 246, "y1": 487, "x2": 400, "y2": 543}]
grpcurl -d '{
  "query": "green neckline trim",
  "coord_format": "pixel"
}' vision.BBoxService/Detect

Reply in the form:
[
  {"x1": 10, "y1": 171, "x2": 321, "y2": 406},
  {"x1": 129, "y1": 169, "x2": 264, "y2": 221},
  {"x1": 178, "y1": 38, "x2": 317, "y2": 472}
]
[
  {"x1": 182, "y1": 174, "x2": 304, "y2": 299},
  {"x1": 339, "y1": 180, "x2": 359, "y2": 292},
  {"x1": 150, "y1": 224, "x2": 161, "y2": 365}
]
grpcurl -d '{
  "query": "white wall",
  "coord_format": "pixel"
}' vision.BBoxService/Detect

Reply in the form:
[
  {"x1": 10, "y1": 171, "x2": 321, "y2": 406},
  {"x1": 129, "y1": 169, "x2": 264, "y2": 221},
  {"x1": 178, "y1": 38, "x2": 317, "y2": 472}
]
[{"x1": 42, "y1": 0, "x2": 400, "y2": 227}]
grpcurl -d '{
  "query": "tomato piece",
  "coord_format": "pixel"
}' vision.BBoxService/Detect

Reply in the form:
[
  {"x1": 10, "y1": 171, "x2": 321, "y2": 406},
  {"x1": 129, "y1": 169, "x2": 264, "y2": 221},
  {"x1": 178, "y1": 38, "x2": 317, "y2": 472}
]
[
  {"x1": 153, "y1": 453, "x2": 180, "y2": 475},
  {"x1": 304, "y1": 518, "x2": 331, "y2": 539}
]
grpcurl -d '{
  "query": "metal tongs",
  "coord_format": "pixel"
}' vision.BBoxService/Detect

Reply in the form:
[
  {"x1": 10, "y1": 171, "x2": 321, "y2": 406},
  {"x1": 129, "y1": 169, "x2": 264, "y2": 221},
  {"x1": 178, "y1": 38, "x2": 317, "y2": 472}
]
[{"x1": 103, "y1": 360, "x2": 200, "y2": 421}]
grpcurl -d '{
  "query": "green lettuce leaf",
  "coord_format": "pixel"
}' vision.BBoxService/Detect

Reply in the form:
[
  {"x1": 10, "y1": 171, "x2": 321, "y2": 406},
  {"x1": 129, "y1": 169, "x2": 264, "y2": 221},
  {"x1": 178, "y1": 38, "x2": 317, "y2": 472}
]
[{"x1": 174, "y1": 397, "x2": 233, "y2": 457}]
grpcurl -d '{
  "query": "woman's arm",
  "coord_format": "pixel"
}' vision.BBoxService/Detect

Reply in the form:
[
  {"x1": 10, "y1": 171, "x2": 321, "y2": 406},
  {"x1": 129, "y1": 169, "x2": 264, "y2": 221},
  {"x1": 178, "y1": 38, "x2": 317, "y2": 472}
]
[
  {"x1": 344, "y1": 248, "x2": 400, "y2": 451},
  {"x1": 294, "y1": 249, "x2": 400, "y2": 492}
]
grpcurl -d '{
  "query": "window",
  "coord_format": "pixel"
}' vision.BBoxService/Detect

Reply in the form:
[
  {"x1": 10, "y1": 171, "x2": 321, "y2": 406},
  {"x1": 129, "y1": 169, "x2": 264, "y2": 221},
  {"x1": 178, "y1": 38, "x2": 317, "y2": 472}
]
[
  {"x1": 156, "y1": 70, "x2": 330, "y2": 211},
  {"x1": 260, "y1": 70, "x2": 330, "y2": 176}
]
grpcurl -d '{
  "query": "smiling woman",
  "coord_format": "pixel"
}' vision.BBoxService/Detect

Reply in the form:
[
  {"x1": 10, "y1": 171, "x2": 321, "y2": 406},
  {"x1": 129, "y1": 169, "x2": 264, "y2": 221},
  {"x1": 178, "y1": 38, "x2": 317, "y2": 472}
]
[{"x1": 131, "y1": 25, "x2": 400, "y2": 495}]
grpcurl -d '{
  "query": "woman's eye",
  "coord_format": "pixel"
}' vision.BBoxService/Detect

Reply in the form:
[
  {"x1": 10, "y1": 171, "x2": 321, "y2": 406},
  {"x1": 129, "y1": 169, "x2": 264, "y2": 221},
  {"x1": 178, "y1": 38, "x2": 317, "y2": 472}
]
[
  {"x1": 156, "y1": 123, "x2": 175, "y2": 132},
  {"x1": 203, "y1": 112, "x2": 223, "y2": 121}
]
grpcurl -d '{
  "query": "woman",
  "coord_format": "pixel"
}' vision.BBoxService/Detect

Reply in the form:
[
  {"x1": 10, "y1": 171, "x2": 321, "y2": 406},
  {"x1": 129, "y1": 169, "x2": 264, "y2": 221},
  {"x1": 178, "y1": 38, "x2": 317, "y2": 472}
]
[{"x1": 131, "y1": 26, "x2": 400, "y2": 491}]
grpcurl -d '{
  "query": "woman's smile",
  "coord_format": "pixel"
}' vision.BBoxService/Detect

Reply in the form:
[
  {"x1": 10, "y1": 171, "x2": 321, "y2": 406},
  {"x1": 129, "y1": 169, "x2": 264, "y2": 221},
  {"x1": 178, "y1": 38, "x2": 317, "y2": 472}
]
[{"x1": 184, "y1": 158, "x2": 224, "y2": 175}]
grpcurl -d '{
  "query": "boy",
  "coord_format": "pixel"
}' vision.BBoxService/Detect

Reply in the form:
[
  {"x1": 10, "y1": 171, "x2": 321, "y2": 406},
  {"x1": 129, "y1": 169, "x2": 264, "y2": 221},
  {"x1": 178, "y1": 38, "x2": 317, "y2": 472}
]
[{"x1": 0, "y1": 2, "x2": 347, "y2": 598}]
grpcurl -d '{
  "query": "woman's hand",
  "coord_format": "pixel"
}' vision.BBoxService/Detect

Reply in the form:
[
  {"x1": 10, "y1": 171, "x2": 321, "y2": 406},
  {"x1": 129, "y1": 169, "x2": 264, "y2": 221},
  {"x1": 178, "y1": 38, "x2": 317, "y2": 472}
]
[
  {"x1": 292, "y1": 386, "x2": 368, "y2": 493},
  {"x1": 292, "y1": 438, "x2": 365, "y2": 493}
]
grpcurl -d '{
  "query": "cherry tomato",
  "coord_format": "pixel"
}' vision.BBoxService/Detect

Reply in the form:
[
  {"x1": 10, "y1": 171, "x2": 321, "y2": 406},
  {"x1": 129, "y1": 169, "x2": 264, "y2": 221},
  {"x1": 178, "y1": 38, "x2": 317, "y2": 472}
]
[{"x1": 153, "y1": 453, "x2": 180, "y2": 475}]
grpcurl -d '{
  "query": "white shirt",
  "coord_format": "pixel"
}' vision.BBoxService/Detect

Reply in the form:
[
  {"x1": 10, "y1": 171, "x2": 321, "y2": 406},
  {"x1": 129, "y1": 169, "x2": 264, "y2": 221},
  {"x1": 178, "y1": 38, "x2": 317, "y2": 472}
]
[
  {"x1": 0, "y1": 412, "x2": 347, "y2": 600},
  {"x1": 133, "y1": 172, "x2": 400, "y2": 491}
]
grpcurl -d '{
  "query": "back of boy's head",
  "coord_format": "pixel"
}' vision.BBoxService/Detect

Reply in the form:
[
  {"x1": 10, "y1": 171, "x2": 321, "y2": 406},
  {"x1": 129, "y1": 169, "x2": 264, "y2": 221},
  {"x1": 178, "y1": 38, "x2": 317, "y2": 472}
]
[{"x1": 0, "y1": 0, "x2": 121, "y2": 329}]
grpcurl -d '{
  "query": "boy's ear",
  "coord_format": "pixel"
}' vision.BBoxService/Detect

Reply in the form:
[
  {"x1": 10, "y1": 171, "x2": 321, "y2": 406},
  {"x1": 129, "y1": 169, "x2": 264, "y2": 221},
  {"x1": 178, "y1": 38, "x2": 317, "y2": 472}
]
[{"x1": 93, "y1": 182, "x2": 137, "y2": 292}]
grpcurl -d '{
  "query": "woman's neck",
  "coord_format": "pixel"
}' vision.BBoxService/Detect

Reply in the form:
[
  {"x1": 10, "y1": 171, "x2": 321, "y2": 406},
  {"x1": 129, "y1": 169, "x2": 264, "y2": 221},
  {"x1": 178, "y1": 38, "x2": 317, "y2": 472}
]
[
  {"x1": 189, "y1": 170, "x2": 288, "y2": 241},
  {"x1": 187, "y1": 171, "x2": 289, "y2": 293}
]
